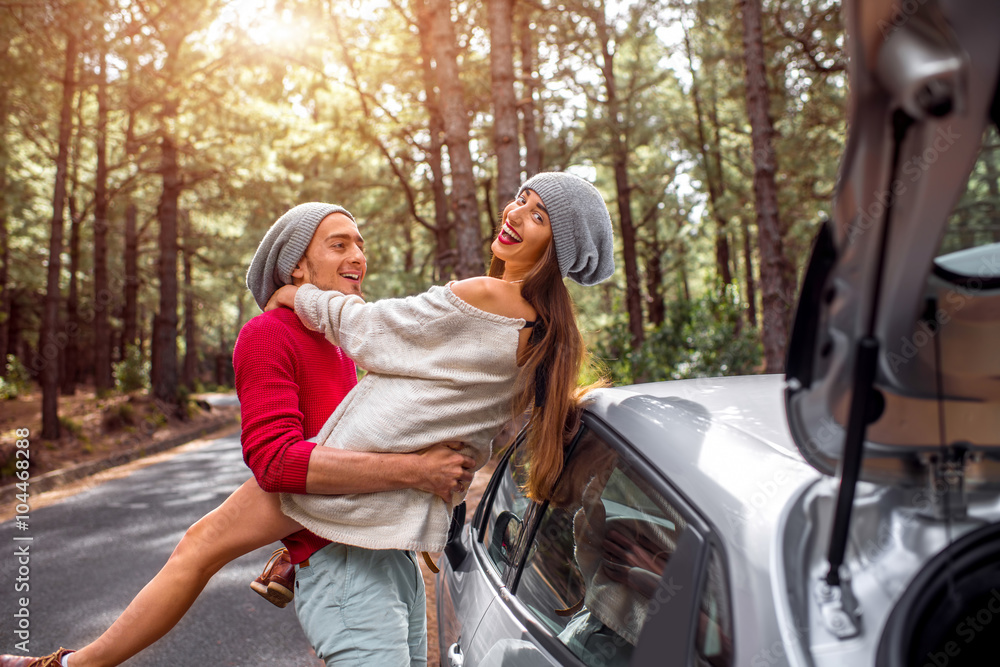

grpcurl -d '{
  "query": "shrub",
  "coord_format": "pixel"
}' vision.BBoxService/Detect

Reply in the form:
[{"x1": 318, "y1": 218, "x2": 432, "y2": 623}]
[
  {"x1": 0, "y1": 355, "x2": 33, "y2": 399},
  {"x1": 114, "y1": 347, "x2": 149, "y2": 393},
  {"x1": 102, "y1": 402, "x2": 137, "y2": 432},
  {"x1": 58, "y1": 415, "x2": 90, "y2": 444},
  {"x1": 595, "y1": 287, "x2": 763, "y2": 385}
]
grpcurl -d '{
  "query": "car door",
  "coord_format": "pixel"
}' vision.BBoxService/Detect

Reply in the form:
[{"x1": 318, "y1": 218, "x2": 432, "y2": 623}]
[
  {"x1": 456, "y1": 414, "x2": 732, "y2": 667},
  {"x1": 437, "y1": 432, "x2": 535, "y2": 667}
]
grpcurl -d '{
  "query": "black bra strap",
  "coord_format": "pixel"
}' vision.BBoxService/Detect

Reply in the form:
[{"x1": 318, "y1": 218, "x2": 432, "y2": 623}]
[
  {"x1": 522, "y1": 320, "x2": 537, "y2": 329},
  {"x1": 529, "y1": 321, "x2": 548, "y2": 408}
]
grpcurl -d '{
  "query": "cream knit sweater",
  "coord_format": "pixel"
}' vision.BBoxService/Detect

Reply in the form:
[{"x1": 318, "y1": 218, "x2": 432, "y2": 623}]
[{"x1": 279, "y1": 282, "x2": 525, "y2": 551}]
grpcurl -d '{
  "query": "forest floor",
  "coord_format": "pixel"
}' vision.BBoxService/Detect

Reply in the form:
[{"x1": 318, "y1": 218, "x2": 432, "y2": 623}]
[{"x1": 0, "y1": 385, "x2": 240, "y2": 489}]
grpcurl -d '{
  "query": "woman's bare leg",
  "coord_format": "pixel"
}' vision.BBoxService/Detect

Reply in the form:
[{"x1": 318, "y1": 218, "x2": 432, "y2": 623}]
[{"x1": 67, "y1": 479, "x2": 302, "y2": 667}]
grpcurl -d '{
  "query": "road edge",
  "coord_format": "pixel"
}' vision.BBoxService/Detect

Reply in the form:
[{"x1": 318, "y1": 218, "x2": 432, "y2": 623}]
[{"x1": 1, "y1": 414, "x2": 239, "y2": 496}]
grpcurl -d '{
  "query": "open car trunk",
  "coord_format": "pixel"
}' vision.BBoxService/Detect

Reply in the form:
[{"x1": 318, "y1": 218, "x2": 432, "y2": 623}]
[{"x1": 785, "y1": 0, "x2": 1000, "y2": 492}]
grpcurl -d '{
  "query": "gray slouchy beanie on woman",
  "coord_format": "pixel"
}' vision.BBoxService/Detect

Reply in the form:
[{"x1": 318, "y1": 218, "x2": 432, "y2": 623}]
[{"x1": 517, "y1": 172, "x2": 615, "y2": 286}]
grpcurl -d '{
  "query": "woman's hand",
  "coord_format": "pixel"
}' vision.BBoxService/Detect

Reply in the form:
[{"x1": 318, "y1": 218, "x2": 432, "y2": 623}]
[{"x1": 265, "y1": 284, "x2": 298, "y2": 311}]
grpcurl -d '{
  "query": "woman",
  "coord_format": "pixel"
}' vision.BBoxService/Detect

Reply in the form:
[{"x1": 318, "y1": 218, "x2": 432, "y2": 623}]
[{"x1": 13, "y1": 171, "x2": 614, "y2": 667}]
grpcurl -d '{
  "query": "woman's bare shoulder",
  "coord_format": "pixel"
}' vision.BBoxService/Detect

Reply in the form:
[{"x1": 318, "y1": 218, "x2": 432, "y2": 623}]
[
  {"x1": 450, "y1": 277, "x2": 534, "y2": 320},
  {"x1": 449, "y1": 277, "x2": 493, "y2": 305}
]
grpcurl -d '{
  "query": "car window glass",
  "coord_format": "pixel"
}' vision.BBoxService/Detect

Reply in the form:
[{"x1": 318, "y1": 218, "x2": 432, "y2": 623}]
[
  {"x1": 695, "y1": 547, "x2": 733, "y2": 667},
  {"x1": 935, "y1": 123, "x2": 1000, "y2": 280},
  {"x1": 483, "y1": 444, "x2": 532, "y2": 579},
  {"x1": 514, "y1": 429, "x2": 688, "y2": 667}
]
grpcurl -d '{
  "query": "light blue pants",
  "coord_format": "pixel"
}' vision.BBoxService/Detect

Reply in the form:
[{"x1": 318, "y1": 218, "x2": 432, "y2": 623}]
[{"x1": 293, "y1": 543, "x2": 427, "y2": 666}]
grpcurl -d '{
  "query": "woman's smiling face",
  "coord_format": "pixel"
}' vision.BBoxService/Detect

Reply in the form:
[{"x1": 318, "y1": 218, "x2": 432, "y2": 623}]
[{"x1": 492, "y1": 189, "x2": 553, "y2": 274}]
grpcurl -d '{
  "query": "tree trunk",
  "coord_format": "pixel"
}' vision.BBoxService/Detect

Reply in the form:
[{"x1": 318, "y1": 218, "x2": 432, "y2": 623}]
[
  {"x1": 138, "y1": 305, "x2": 147, "y2": 358},
  {"x1": 518, "y1": 10, "x2": 541, "y2": 177},
  {"x1": 214, "y1": 351, "x2": 227, "y2": 388},
  {"x1": 123, "y1": 202, "x2": 139, "y2": 352},
  {"x1": 645, "y1": 218, "x2": 666, "y2": 327},
  {"x1": 489, "y1": 0, "x2": 520, "y2": 206},
  {"x1": 63, "y1": 83, "x2": 86, "y2": 397},
  {"x1": 62, "y1": 202, "x2": 81, "y2": 396},
  {"x1": 182, "y1": 213, "x2": 197, "y2": 391},
  {"x1": 153, "y1": 114, "x2": 181, "y2": 403},
  {"x1": 233, "y1": 292, "x2": 244, "y2": 355},
  {"x1": 415, "y1": 17, "x2": 454, "y2": 279},
  {"x1": 593, "y1": 4, "x2": 643, "y2": 347},
  {"x1": 7, "y1": 290, "x2": 23, "y2": 365},
  {"x1": 676, "y1": 213, "x2": 691, "y2": 303},
  {"x1": 93, "y1": 46, "x2": 112, "y2": 393},
  {"x1": 683, "y1": 24, "x2": 733, "y2": 289},
  {"x1": 41, "y1": 32, "x2": 78, "y2": 438},
  {"x1": 423, "y1": 0, "x2": 482, "y2": 279},
  {"x1": 150, "y1": 310, "x2": 159, "y2": 392},
  {"x1": 740, "y1": 0, "x2": 793, "y2": 372},
  {"x1": 0, "y1": 34, "x2": 10, "y2": 377},
  {"x1": 741, "y1": 216, "x2": 758, "y2": 326},
  {"x1": 0, "y1": 189, "x2": 7, "y2": 378},
  {"x1": 709, "y1": 89, "x2": 738, "y2": 286}
]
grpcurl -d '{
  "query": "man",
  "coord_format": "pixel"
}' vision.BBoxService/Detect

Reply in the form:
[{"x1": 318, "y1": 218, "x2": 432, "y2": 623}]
[
  {"x1": 0, "y1": 203, "x2": 472, "y2": 667},
  {"x1": 240, "y1": 202, "x2": 473, "y2": 665}
]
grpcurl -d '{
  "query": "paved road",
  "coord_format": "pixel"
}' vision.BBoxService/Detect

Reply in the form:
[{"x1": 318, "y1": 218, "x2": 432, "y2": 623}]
[
  {"x1": 202, "y1": 393, "x2": 241, "y2": 409},
  {"x1": 0, "y1": 433, "x2": 321, "y2": 665}
]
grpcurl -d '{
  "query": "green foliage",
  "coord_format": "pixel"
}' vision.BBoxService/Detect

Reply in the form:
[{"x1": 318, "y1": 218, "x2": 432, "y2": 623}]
[
  {"x1": 145, "y1": 409, "x2": 168, "y2": 431},
  {"x1": 0, "y1": 0, "x2": 849, "y2": 398},
  {"x1": 596, "y1": 287, "x2": 762, "y2": 386},
  {"x1": 114, "y1": 347, "x2": 149, "y2": 393},
  {"x1": 176, "y1": 385, "x2": 205, "y2": 420},
  {"x1": 102, "y1": 401, "x2": 137, "y2": 432},
  {"x1": 58, "y1": 416, "x2": 89, "y2": 444},
  {"x1": 0, "y1": 355, "x2": 33, "y2": 400}
]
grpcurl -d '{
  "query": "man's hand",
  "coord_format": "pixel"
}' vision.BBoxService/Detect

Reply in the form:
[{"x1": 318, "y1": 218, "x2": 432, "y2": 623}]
[
  {"x1": 265, "y1": 284, "x2": 298, "y2": 311},
  {"x1": 413, "y1": 442, "x2": 475, "y2": 502}
]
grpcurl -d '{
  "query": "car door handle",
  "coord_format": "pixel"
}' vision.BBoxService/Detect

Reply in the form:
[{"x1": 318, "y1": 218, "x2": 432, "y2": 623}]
[{"x1": 447, "y1": 641, "x2": 464, "y2": 667}]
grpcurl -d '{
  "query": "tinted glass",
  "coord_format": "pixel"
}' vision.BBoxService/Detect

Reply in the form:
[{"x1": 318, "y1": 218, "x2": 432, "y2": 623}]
[
  {"x1": 695, "y1": 547, "x2": 734, "y2": 667},
  {"x1": 514, "y1": 429, "x2": 688, "y2": 667},
  {"x1": 935, "y1": 124, "x2": 1000, "y2": 281},
  {"x1": 482, "y1": 445, "x2": 532, "y2": 579}
]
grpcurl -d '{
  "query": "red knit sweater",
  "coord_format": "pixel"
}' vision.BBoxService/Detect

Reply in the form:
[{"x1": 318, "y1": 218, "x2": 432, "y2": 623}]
[{"x1": 233, "y1": 307, "x2": 357, "y2": 563}]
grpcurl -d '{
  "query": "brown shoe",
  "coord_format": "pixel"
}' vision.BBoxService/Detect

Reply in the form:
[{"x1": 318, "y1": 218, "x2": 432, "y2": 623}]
[
  {"x1": 0, "y1": 648, "x2": 74, "y2": 666},
  {"x1": 250, "y1": 547, "x2": 295, "y2": 608}
]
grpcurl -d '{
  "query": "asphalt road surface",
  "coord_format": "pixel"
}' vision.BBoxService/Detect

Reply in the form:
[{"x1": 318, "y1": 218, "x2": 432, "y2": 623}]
[{"x1": 0, "y1": 433, "x2": 322, "y2": 666}]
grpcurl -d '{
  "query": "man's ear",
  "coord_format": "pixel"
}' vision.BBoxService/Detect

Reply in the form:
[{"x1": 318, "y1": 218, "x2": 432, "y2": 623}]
[{"x1": 290, "y1": 262, "x2": 305, "y2": 280}]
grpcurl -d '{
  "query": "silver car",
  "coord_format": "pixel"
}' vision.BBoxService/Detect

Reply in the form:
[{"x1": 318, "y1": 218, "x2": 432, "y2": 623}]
[{"x1": 436, "y1": 0, "x2": 1000, "y2": 665}]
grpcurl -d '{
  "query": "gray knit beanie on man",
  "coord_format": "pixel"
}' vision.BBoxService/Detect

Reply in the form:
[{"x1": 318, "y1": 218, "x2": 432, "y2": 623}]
[
  {"x1": 246, "y1": 202, "x2": 354, "y2": 310},
  {"x1": 518, "y1": 172, "x2": 615, "y2": 286}
]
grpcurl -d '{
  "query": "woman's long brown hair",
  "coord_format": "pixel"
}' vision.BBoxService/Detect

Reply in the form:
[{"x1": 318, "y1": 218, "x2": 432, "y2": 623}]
[{"x1": 489, "y1": 243, "x2": 603, "y2": 501}]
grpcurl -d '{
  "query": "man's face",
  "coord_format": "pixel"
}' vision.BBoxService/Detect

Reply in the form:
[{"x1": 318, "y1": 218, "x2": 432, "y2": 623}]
[{"x1": 291, "y1": 212, "x2": 367, "y2": 296}]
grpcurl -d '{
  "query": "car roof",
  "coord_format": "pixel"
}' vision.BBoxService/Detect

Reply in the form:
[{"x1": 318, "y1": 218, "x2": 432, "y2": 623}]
[{"x1": 584, "y1": 375, "x2": 821, "y2": 547}]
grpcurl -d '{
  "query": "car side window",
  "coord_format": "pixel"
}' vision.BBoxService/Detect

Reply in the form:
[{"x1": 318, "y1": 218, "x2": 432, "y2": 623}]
[
  {"x1": 695, "y1": 547, "x2": 733, "y2": 667},
  {"x1": 482, "y1": 444, "x2": 532, "y2": 580},
  {"x1": 514, "y1": 429, "x2": 688, "y2": 667}
]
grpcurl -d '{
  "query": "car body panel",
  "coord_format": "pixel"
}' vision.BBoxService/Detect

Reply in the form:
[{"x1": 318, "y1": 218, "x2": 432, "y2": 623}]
[
  {"x1": 439, "y1": 376, "x2": 824, "y2": 666},
  {"x1": 584, "y1": 376, "x2": 824, "y2": 667},
  {"x1": 437, "y1": 372, "x2": 1000, "y2": 666},
  {"x1": 437, "y1": 526, "x2": 501, "y2": 665}
]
